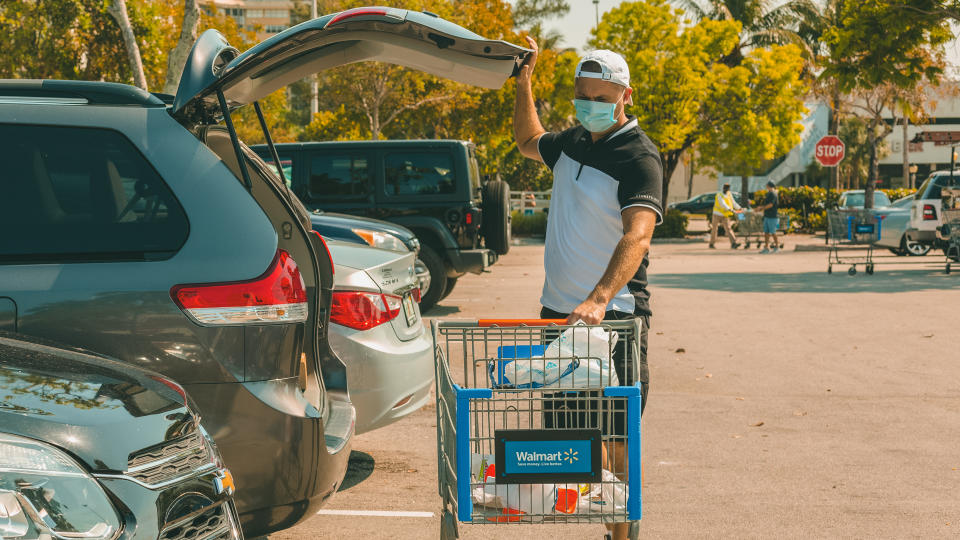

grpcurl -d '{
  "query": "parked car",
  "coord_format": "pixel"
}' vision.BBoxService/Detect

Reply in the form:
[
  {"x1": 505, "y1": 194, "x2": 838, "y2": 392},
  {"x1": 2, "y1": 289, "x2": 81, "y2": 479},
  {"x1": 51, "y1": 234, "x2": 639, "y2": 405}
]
[
  {"x1": 0, "y1": 332, "x2": 243, "y2": 539},
  {"x1": 253, "y1": 139, "x2": 513, "y2": 311},
  {"x1": 871, "y1": 194, "x2": 931, "y2": 256},
  {"x1": 326, "y1": 240, "x2": 433, "y2": 433},
  {"x1": 668, "y1": 191, "x2": 741, "y2": 216},
  {"x1": 838, "y1": 189, "x2": 892, "y2": 209},
  {"x1": 906, "y1": 169, "x2": 960, "y2": 251},
  {"x1": 309, "y1": 211, "x2": 433, "y2": 309},
  {"x1": 0, "y1": 7, "x2": 528, "y2": 535}
]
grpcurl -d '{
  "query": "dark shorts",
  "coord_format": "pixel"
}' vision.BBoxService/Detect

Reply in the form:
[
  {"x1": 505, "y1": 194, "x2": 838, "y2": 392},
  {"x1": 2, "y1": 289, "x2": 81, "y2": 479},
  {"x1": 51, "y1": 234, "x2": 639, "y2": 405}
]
[{"x1": 539, "y1": 307, "x2": 650, "y2": 436}]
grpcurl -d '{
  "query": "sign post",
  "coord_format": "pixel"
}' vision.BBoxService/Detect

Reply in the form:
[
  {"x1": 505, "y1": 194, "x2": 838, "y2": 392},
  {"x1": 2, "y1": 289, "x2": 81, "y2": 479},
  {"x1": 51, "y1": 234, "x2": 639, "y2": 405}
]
[{"x1": 815, "y1": 136, "x2": 845, "y2": 167}]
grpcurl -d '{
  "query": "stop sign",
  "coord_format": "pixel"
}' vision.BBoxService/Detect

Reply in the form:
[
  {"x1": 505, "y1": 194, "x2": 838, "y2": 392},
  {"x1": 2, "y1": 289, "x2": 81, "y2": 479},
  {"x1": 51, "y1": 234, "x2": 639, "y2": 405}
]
[{"x1": 815, "y1": 135, "x2": 845, "y2": 167}]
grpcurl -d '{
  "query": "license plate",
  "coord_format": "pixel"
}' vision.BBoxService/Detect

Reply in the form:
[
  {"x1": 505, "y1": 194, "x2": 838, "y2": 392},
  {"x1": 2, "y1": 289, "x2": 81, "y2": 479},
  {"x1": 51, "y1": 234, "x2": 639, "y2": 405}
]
[{"x1": 402, "y1": 293, "x2": 417, "y2": 327}]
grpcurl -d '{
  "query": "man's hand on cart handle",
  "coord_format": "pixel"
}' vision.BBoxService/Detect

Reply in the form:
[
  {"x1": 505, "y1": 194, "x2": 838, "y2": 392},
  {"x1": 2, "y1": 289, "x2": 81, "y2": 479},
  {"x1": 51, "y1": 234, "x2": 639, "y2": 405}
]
[{"x1": 567, "y1": 297, "x2": 606, "y2": 325}]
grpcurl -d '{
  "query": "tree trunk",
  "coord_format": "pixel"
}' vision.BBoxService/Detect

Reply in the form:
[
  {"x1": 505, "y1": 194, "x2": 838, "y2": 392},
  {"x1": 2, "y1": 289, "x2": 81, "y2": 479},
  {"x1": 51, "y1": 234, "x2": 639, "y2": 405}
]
[
  {"x1": 107, "y1": 0, "x2": 147, "y2": 91},
  {"x1": 829, "y1": 89, "x2": 840, "y2": 191},
  {"x1": 371, "y1": 107, "x2": 380, "y2": 140},
  {"x1": 310, "y1": 0, "x2": 318, "y2": 116},
  {"x1": 660, "y1": 150, "x2": 683, "y2": 204},
  {"x1": 739, "y1": 176, "x2": 750, "y2": 208},
  {"x1": 901, "y1": 115, "x2": 910, "y2": 188},
  {"x1": 865, "y1": 131, "x2": 879, "y2": 210},
  {"x1": 686, "y1": 151, "x2": 695, "y2": 199},
  {"x1": 163, "y1": 0, "x2": 200, "y2": 94}
]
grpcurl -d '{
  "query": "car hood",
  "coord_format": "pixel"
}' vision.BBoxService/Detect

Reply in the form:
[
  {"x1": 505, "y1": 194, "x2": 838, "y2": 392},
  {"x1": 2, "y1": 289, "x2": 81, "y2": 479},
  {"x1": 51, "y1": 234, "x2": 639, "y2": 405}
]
[
  {"x1": 0, "y1": 333, "x2": 198, "y2": 473},
  {"x1": 173, "y1": 6, "x2": 530, "y2": 121},
  {"x1": 311, "y1": 211, "x2": 417, "y2": 242}
]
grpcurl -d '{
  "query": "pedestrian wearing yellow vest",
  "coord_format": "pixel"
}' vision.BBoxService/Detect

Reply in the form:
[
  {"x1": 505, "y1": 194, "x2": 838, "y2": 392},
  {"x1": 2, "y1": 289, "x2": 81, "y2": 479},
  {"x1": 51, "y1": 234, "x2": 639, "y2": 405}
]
[{"x1": 709, "y1": 182, "x2": 742, "y2": 249}]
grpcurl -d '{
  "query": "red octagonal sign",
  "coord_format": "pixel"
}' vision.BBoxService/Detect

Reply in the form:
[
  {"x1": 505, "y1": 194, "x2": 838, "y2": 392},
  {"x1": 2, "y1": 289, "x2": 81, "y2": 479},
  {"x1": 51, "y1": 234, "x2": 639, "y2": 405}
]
[{"x1": 815, "y1": 135, "x2": 845, "y2": 167}]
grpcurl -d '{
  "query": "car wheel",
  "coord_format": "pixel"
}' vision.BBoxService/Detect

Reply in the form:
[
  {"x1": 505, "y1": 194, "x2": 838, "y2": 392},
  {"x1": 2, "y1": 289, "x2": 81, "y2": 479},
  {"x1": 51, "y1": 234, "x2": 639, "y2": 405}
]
[
  {"x1": 418, "y1": 244, "x2": 448, "y2": 313},
  {"x1": 482, "y1": 179, "x2": 511, "y2": 255},
  {"x1": 414, "y1": 257, "x2": 432, "y2": 298},
  {"x1": 439, "y1": 276, "x2": 458, "y2": 301},
  {"x1": 903, "y1": 236, "x2": 931, "y2": 256}
]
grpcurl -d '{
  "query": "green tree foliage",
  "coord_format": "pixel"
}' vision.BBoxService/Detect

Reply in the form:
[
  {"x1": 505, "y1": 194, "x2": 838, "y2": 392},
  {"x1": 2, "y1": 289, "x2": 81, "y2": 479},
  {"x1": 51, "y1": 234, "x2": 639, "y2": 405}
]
[{"x1": 697, "y1": 45, "x2": 808, "y2": 206}]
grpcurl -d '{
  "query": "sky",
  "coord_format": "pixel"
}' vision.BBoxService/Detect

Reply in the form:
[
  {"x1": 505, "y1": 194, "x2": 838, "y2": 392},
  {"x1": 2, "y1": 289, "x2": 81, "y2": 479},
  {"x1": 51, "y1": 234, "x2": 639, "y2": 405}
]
[{"x1": 541, "y1": 1, "x2": 960, "y2": 78}]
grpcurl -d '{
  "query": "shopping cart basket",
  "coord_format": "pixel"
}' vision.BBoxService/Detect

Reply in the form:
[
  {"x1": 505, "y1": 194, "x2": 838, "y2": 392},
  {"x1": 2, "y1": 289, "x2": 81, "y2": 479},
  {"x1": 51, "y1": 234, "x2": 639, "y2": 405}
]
[
  {"x1": 434, "y1": 319, "x2": 643, "y2": 539},
  {"x1": 827, "y1": 209, "x2": 882, "y2": 275},
  {"x1": 736, "y1": 212, "x2": 790, "y2": 250},
  {"x1": 939, "y1": 208, "x2": 960, "y2": 274}
]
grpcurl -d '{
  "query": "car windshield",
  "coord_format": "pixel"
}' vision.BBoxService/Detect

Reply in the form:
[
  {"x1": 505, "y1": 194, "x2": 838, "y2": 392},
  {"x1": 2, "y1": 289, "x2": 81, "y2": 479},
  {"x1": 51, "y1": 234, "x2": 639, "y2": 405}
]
[{"x1": 842, "y1": 192, "x2": 891, "y2": 208}]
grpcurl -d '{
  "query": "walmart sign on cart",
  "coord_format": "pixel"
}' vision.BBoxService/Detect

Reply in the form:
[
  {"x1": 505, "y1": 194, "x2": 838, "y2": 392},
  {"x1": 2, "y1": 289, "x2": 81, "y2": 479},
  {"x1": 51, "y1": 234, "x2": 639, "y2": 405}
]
[{"x1": 495, "y1": 429, "x2": 601, "y2": 484}]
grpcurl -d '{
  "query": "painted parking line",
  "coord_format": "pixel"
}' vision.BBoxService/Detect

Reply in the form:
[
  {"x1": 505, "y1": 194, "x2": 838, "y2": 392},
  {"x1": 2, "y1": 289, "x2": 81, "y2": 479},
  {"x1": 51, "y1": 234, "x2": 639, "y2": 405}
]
[{"x1": 316, "y1": 510, "x2": 434, "y2": 518}]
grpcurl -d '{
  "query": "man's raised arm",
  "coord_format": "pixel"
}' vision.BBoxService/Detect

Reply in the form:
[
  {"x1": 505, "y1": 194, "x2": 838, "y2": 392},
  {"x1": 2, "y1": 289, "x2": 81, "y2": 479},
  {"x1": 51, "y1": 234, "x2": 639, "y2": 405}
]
[{"x1": 514, "y1": 36, "x2": 546, "y2": 162}]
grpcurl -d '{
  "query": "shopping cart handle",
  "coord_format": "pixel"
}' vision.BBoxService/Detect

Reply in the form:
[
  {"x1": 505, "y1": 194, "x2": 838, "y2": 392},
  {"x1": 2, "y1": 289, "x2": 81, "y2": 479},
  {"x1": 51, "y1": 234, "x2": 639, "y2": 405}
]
[{"x1": 478, "y1": 319, "x2": 567, "y2": 327}]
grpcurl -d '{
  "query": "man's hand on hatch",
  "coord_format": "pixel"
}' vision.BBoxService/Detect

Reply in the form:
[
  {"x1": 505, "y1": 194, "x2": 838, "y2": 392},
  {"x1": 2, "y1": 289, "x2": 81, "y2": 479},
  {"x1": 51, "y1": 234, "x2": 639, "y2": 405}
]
[
  {"x1": 516, "y1": 36, "x2": 538, "y2": 85},
  {"x1": 566, "y1": 297, "x2": 606, "y2": 325}
]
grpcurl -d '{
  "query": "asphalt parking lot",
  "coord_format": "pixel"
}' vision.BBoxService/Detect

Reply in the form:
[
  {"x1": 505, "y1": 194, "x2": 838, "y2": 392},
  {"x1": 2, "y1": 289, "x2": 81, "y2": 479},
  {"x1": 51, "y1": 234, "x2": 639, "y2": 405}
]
[{"x1": 272, "y1": 236, "x2": 960, "y2": 539}]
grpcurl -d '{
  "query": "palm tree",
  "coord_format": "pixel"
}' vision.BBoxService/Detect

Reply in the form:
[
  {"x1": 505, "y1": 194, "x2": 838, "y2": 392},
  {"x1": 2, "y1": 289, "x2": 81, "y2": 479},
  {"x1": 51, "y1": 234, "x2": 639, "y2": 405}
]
[{"x1": 675, "y1": 0, "x2": 818, "y2": 66}]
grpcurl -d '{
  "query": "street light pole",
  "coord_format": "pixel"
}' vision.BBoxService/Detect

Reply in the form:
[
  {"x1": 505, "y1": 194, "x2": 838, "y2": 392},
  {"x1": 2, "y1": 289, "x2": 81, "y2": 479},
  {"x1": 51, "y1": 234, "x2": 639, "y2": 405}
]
[
  {"x1": 593, "y1": 0, "x2": 599, "y2": 27},
  {"x1": 310, "y1": 0, "x2": 318, "y2": 117}
]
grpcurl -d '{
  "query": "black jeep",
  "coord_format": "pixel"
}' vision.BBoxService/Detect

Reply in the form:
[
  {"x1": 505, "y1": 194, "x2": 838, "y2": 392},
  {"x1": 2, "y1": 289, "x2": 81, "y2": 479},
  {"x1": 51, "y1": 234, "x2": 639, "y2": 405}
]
[{"x1": 253, "y1": 139, "x2": 511, "y2": 310}]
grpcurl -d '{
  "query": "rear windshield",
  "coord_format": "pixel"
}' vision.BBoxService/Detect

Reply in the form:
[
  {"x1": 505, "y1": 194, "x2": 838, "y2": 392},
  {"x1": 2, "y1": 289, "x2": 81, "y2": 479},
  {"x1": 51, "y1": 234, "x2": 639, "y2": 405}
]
[
  {"x1": 0, "y1": 124, "x2": 189, "y2": 263},
  {"x1": 917, "y1": 174, "x2": 958, "y2": 200},
  {"x1": 385, "y1": 152, "x2": 456, "y2": 196},
  {"x1": 842, "y1": 192, "x2": 891, "y2": 208}
]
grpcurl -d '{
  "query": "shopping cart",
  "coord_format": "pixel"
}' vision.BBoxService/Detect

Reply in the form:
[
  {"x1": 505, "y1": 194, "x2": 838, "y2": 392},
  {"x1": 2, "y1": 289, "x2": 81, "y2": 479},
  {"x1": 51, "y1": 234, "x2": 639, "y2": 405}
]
[
  {"x1": 736, "y1": 212, "x2": 790, "y2": 250},
  {"x1": 939, "y1": 208, "x2": 960, "y2": 274},
  {"x1": 434, "y1": 319, "x2": 643, "y2": 540},
  {"x1": 826, "y1": 209, "x2": 882, "y2": 275}
]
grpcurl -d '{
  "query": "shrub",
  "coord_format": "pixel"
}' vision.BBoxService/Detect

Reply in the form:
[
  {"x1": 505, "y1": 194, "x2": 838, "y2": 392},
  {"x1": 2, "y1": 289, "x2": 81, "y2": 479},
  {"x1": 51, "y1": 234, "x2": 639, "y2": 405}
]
[
  {"x1": 511, "y1": 210, "x2": 548, "y2": 236},
  {"x1": 653, "y1": 208, "x2": 689, "y2": 238},
  {"x1": 882, "y1": 188, "x2": 916, "y2": 202}
]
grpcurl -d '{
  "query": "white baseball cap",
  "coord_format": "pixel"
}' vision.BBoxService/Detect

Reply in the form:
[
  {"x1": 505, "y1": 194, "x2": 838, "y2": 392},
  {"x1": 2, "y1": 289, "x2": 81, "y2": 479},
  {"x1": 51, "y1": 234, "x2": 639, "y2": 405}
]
[{"x1": 575, "y1": 50, "x2": 630, "y2": 88}]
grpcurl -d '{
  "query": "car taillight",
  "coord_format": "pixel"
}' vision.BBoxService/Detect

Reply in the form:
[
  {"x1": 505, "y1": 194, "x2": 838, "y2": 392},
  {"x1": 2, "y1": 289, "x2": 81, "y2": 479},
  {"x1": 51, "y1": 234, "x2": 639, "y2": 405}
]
[
  {"x1": 330, "y1": 291, "x2": 402, "y2": 330},
  {"x1": 412, "y1": 288, "x2": 422, "y2": 303},
  {"x1": 311, "y1": 230, "x2": 335, "y2": 278},
  {"x1": 923, "y1": 204, "x2": 937, "y2": 220},
  {"x1": 465, "y1": 208, "x2": 480, "y2": 227},
  {"x1": 171, "y1": 250, "x2": 308, "y2": 325}
]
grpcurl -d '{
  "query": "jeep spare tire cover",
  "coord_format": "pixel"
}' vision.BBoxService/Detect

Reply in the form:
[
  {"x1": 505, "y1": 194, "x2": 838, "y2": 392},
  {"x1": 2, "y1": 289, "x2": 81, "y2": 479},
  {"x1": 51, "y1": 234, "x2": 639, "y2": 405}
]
[{"x1": 482, "y1": 179, "x2": 511, "y2": 255}]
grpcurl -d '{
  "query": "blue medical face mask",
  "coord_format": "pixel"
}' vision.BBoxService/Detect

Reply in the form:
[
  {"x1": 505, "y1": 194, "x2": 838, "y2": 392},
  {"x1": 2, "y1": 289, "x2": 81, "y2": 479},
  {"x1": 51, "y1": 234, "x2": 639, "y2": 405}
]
[{"x1": 573, "y1": 92, "x2": 623, "y2": 133}]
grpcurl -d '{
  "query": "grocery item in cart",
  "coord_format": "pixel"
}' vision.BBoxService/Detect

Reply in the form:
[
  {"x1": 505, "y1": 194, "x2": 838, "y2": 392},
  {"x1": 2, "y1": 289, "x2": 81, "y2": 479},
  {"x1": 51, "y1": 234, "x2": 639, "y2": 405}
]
[{"x1": 492, "y1": 324, "x2": 620, "y2": 389}]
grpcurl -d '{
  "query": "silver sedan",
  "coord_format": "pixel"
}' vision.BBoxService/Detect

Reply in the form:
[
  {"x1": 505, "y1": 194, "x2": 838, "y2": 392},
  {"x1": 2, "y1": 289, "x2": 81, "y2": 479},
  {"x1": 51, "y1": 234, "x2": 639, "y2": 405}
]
[{"x1": 326, "y1": 240, "x2": 434, "y2": 434}]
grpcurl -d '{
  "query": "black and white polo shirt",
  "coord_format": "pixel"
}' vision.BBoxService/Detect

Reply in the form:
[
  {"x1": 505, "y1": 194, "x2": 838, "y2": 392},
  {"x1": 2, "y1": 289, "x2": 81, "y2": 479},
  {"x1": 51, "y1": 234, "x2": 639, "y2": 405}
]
[{"x1": 536, "y1": 117, "x2": 663, "y2": 317}]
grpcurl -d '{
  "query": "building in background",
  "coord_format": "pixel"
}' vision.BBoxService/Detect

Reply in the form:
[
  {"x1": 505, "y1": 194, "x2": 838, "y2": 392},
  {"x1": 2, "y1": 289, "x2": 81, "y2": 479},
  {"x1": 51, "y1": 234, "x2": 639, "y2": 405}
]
[{"x1": 203, "y1": 0, "x2": 294, "y2": 41}]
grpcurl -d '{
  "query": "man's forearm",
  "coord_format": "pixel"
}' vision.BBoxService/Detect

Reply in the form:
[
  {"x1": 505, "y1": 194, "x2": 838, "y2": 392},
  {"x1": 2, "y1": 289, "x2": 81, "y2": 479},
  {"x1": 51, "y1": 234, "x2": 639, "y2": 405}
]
[
  {"x1": 587, "y1": 234, "x2": 650, "y2": 306},
  {"x1": 514, "y1": 79, "x2": 544, "y2": 152}
]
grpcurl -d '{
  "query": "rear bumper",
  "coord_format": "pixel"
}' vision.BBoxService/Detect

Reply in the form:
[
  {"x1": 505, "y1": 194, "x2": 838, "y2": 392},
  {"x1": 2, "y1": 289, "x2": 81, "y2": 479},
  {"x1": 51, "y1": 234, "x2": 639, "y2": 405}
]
[
  {"x1": 906, "y1": 228, "x2": 937, "y2": 244},
  {"x1": 183, "y1": 380, "x2": 353, "y2": 537},
  {"x1": 329, "y1": 323, "x2": 434, "y2": 434},
  {"x1": 448, "y1": 248, "x2": 497, "y2": 275}
]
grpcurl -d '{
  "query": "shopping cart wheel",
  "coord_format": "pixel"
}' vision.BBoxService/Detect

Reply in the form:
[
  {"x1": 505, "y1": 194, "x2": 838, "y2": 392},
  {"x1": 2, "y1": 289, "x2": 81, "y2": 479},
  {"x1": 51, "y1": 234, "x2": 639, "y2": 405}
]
[
  {"x1": 866, "y1": 264, "x2": 874, "y2": 275},
  {"x1": 848, "y1": 266, "x2": 857, "y2": 276},
  {"x1": 827, "y1": 265, "x2": 832, "y2": 274},
  {"x1": 440, "y1": 509, "x2": 457, "y2": 540},
  {"x1": 628, "y1": 521, "x2": 640, "y2": 540}
]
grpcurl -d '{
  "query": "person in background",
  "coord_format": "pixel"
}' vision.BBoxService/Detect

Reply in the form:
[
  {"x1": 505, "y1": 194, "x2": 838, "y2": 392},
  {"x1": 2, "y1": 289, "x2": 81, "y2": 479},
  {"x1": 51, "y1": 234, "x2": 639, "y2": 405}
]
[
  {"x1": 757, "y1": 180, "x2": 780, "y2": 253},
  {"x1": 709, "y1": 183, "x2": 742, "y2": 249}
]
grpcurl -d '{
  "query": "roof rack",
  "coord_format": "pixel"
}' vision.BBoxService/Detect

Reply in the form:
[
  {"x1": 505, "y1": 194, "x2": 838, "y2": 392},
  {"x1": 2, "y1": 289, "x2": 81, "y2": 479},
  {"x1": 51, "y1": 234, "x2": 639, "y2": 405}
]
[{"x1": 0, "y1": 80, "x2": 165, "y2": 107}]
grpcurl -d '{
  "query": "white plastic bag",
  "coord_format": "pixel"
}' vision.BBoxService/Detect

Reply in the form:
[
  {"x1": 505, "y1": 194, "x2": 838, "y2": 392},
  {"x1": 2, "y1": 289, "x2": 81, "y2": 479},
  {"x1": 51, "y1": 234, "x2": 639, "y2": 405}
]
[
  {"x1": 470, "y1": 453, "x2": 559, "y2": 513},
  {"x1": 492, "y1": 324, "x2": 619, "y2": 389},
  {"x1": 543, "y1": 323, "x2": 619, "y2": 388}
]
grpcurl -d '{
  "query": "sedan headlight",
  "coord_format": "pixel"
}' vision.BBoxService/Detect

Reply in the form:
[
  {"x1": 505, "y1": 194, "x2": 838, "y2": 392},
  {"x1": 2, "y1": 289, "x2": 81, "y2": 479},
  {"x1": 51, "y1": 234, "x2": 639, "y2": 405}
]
[
  {"x1": 351, "y1": 228, "x2": 409, "y2": 252},
  {"x1": 0, "y1": 433, "x2": 120, "y2": 540}
]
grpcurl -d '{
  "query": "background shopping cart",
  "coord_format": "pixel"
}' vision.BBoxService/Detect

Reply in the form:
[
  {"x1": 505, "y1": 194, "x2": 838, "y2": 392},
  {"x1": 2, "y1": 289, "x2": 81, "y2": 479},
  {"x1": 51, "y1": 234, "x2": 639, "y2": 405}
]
[{"x1": 434, "y1": 319, "x2": 643, "y2": 540}]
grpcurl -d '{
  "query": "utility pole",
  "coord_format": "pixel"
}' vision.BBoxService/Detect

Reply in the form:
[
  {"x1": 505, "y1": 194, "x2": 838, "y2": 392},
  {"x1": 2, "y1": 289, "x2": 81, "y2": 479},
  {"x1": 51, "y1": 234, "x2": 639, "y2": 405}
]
[
  {"x1": 593, "y1": 0, "x2": 599, "y2": 27},
  {"x1": 310, "y1": 0, "x2": 318, "y2": 116}
]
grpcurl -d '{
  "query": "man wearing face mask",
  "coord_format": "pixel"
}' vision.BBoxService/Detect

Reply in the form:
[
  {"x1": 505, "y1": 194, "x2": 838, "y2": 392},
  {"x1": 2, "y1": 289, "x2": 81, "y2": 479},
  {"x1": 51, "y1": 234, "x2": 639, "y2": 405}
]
[{"x1": 514, "y1": 39, "x2": 661, "y2": 540}]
